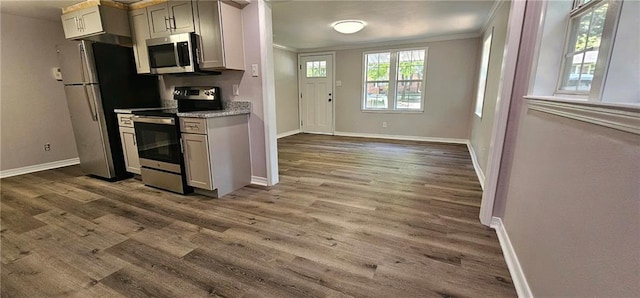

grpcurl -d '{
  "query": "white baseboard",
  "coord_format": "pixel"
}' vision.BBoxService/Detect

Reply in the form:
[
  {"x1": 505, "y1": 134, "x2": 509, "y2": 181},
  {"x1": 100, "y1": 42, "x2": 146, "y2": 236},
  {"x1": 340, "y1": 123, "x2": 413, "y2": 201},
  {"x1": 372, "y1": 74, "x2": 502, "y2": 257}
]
[
  {"x1": 333, "y1": 131, "x2": 468, "y2": 144},
  {"x1": 250, "y1": 176, "x2": 268, "y2": 186},
  {"x1": 0, "y1": 158, "x2": 80, "y2": 179},
  {"x1": 466, "y1": 141, "x2": 486, "y2": 189},
  {"x1": 277, "y1": 129, "x2": 301, "y2": 139},
  {"x1": 491, "y1": 217, "x2": 534, "y2": 298}
]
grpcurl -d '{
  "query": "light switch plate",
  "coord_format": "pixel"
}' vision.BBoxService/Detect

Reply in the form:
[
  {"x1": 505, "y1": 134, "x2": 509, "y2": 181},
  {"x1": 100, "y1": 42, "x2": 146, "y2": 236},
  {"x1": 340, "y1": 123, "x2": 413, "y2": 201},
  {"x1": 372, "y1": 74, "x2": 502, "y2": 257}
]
[
  {"x1": 233, "y1": 84, "x2": 239, "y2": 96},
  {"x1": 251, "y1": 64, "x2": 259, "y2": 77},
  {"x1": 53, "y1": 67, "x2": 63, "y2": 81}
]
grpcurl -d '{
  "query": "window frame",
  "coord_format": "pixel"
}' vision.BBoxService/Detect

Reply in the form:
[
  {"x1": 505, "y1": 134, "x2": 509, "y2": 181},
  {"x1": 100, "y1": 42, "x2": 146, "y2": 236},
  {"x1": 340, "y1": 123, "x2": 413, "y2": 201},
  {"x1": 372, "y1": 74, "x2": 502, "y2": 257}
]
[
  {"x1": 361, "y1": 47, "x2": 428, "y2": 113},
  {"x1": 475, "y1": 29, "x2": 494, "y2": 118},
  {"x1": 555, "y1": 0, "x2": 622, "y2": 100}
]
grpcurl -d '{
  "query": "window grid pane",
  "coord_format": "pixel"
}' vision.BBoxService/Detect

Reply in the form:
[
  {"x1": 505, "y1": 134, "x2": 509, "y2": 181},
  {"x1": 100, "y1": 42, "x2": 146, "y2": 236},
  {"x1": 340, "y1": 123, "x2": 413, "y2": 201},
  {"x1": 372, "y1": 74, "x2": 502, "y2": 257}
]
[
  {"x1": 559, "y1": 2, "x2": 607, "y2": 92},
  {"x1": 363, "y1": 49, "x2": 426, "y2": 111},
  {"x1": 395, "y1": 50, "x2": 425, "y2": 109},
  {"x1": 306, "y1": 61, "x2": 327, "y2": 78}
]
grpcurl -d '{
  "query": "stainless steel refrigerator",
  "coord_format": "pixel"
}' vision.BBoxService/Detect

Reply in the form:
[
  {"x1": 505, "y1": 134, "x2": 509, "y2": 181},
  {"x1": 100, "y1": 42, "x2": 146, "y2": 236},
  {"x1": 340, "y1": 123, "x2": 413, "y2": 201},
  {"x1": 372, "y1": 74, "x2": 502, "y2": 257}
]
[{"x1": 57, "y1": 40, "x2": 160, "y2": 180}]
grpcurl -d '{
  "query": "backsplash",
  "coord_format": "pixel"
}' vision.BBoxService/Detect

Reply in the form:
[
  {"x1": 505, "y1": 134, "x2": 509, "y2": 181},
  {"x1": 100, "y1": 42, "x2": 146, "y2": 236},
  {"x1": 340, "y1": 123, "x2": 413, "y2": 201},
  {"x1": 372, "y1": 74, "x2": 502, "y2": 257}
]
[{"x1": 159, "y1": 72, "x2": 244, "y2": 104}]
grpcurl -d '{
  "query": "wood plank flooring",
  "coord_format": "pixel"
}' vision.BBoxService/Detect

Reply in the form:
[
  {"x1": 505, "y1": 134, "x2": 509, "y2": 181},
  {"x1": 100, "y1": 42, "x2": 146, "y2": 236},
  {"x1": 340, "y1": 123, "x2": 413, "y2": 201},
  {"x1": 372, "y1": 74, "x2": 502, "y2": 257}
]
[{"x1": 1, "y1": 134, "x2": 516, "y2": 297}]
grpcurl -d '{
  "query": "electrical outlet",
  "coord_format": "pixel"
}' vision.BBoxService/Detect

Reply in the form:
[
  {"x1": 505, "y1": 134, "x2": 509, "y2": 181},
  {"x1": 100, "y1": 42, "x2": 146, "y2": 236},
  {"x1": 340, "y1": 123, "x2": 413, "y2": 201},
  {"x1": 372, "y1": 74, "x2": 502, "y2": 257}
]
[
  {"x1": 382, "y1": 122, "x2": 388, "y2": 128},
  {"x1": 44, "y1": 143, "x2": 51, "y2": 151}
]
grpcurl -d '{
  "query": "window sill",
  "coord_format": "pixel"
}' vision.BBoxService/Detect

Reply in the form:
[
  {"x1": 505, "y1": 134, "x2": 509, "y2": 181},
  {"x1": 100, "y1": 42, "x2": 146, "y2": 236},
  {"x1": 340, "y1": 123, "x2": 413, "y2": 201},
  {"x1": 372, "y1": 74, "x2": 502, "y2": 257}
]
[
  {"x1": 361, "y1": 109, "x2": 425, "y2": 114},
  {"x1": 524, "y1": 95, "x2": 640, "y2": 135}
]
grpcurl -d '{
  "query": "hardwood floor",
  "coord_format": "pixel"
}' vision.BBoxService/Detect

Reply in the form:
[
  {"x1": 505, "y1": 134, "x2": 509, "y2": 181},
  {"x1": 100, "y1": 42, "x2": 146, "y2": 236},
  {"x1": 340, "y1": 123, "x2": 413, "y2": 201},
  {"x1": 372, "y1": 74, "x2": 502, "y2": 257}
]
[{"x1": 0, "y1": 134, "x2": 516, "y2": 297}]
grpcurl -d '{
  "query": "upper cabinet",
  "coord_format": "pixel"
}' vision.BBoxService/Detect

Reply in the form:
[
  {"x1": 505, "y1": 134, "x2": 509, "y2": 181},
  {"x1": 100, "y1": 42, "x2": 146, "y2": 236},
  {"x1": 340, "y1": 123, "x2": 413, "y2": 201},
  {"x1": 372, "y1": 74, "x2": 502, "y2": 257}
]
[
  {"x1": 147, "y1": 1, "x2": 195, "y2": 38},
  {"x1": 61, "y1": 5, "x2": 131, "y2": 40},
  {"x1": 129, "y1": 8, "x2": 151, "y2": 74},
  {"x1": 128, "y1": 0, "x2": 245, "y2": 73},
  {"x1": 194, "y1": 0, "x2": 245, "y2": 70}
]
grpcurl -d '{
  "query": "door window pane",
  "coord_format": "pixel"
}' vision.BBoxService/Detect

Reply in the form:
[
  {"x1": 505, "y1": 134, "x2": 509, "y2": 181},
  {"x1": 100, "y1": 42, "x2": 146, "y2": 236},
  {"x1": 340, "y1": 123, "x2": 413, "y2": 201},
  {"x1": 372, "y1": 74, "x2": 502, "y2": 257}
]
[{"x1": 306, "y1": 61, "x2": 327, "y2": 77}]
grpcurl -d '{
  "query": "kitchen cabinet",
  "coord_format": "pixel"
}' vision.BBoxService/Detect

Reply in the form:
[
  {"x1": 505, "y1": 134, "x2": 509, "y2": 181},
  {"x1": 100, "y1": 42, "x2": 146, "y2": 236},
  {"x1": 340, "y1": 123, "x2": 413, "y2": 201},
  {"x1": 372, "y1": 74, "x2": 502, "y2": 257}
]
[
  {"x1": 193, "y1": 0, "x2": 245, "y2": 70},
  {"x1": 129, "y1": 8, "x2": 151, "y2": 74},
  {"x1": 117, "y1": 114, "x2": 141, "y2": 174},
  {"x1": 180, "y1": 115, "x2": 250, "y2": 197},
  {"x1": 147, "y1": 1, "x2": 195, "y2": 38},
  {"x1": 62, "y1": 5, "x2": 130, "y2": 40}
]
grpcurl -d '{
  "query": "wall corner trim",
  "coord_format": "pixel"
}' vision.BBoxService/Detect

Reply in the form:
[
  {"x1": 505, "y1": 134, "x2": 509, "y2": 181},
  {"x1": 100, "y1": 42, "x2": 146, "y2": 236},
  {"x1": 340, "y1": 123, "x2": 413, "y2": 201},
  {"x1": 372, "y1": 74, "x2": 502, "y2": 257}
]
[
  {"x1": 491, "y1": 217, "x2": 534, "y2": 298},
  {"x1": 466, "y1": 141, "x2": 486, "y2": 189},
  {"x1": 0, "y1": 158, "x2": 80, "y2": 179},
  {"x1": 250, "y1": 176, "x2": 269, "y2": 186},
  {"x1": 277, "y1": 129, "x2": 301, "y2": 139},
  {"x1": 333, "y1": 131, "x2": 468, "y2": 144}
]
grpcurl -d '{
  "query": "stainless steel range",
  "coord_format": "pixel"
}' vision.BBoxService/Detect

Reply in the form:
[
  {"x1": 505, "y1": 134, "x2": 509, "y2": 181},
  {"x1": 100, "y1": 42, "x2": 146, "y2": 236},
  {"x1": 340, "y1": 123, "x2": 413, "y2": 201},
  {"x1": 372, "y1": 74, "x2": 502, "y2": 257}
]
[{"x1": 132, "y1": 86, "x2": 222, "y2": 194}]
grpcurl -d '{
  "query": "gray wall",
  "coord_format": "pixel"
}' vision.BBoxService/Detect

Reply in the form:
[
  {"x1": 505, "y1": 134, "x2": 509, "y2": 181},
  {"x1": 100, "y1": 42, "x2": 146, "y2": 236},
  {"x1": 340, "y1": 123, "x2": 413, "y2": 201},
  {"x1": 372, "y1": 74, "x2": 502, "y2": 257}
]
[
  {"x1": 499, "y1": 101, "x2": 640, "y2": 296},
  {"x1": 0, "y1": 13, "x2": 78, "y2": 172},
  {"x1": 333, "y1": 38, "x2": 478, "y2": 139},
  {"x1": 469, "y1": 2, "x2": 511, "y2": 175},
  {"x1": 273, "y1": 47, "x2": 299, "y2": 134}
]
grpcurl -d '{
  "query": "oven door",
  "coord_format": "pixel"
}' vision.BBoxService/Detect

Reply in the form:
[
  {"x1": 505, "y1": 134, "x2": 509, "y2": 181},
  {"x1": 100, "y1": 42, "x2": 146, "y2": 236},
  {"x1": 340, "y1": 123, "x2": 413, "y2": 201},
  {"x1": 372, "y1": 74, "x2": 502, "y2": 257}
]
[{"x1": 133, "y1": 116, "x2": 183, "y2": 174}]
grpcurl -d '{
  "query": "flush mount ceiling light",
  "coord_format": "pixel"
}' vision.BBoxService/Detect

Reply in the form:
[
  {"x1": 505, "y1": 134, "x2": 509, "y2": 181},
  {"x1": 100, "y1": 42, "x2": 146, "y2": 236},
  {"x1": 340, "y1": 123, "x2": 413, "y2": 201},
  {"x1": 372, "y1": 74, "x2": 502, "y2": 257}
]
[{"x1": 333, "y1": 20, "x2": 365, "y2": 34}]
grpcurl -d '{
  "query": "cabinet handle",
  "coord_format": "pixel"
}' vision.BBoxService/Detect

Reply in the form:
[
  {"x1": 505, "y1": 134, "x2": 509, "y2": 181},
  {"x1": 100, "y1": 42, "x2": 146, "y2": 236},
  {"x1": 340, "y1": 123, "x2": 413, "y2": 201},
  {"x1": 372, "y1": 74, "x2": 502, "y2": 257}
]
[
  {"x1": 180, "y1": 138, "x2": 184, "y2": 154},
  {"x1": 75, "y1": 17, "x2": 80, "y2": 31},
  {"x1": 170, "y1": 17, "x2": 176, "y2": 30},
  {"x1": 164, "y1": 16, "x2": 170, "y2": 31},
  {"x1": 80, "y1": 18, "x2": 85, "y2": 31}
]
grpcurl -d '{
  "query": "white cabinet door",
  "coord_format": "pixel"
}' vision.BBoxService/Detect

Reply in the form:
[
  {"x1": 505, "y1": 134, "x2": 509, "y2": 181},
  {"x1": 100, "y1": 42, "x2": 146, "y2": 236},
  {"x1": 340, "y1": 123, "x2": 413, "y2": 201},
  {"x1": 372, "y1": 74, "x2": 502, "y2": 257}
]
[
  {"x1": 119, "y1": 126, "x2": 141, "y2": 174},
  {"x1": 169, "y1": 1, "x2": 195, "y2": 34},
  {"x1": 182, "y1": 133, "x2": 213, "y2": 190},
  {"x1": 129, "y1": 8, "x2": 151, "y2": 74},
  {"x1": 147, "y1": 3, "x2": 170, "y2": 38}
]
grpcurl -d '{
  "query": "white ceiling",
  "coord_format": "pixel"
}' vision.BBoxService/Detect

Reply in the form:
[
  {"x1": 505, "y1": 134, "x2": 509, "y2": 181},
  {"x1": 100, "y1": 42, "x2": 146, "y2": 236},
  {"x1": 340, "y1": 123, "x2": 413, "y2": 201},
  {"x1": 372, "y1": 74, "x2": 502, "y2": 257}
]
[
  {"x1": 270, "y1": 0, "x2": 499, "y2": 51},
  {"x1": 0, "y1": 0, "x2": 498, "y2": 51}
]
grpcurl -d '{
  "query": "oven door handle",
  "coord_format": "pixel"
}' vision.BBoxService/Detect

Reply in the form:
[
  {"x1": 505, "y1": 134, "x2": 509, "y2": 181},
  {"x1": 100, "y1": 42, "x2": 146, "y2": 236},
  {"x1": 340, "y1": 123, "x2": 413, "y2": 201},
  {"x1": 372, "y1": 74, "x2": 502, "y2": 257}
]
[{"x1": 132, "y1": 116, "x2": 175, "y2": 125}]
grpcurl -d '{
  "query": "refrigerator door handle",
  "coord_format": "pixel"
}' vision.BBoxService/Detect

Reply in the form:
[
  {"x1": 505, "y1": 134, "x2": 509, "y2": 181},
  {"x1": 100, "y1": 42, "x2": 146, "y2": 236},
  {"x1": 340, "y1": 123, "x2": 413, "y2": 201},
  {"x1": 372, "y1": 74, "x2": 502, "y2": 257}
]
[{"x1": 83, "y1": 85, "x2": 98, "y2": 122}]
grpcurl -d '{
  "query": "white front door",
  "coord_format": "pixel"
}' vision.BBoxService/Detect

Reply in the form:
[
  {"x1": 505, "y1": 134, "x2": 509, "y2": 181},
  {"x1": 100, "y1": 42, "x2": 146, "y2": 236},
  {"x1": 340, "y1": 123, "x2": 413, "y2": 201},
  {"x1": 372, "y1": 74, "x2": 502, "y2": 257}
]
[{"x1": 299, "y1": 54, "x2": 334, "y2": 134}]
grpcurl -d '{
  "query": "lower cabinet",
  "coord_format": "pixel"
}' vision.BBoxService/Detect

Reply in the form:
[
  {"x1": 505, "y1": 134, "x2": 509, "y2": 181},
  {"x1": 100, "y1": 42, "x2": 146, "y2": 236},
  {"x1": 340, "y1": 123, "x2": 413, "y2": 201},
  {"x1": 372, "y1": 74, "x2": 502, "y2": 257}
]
[
  {"x1": 182, "y1": 133, "x2": 213, "y2": 190},
  {"x1": 180, "y1": 115, "x2": 251, "y2": 197},
  {"x1": 117, "y1": 113, "x2": 141, "y2": 174}
]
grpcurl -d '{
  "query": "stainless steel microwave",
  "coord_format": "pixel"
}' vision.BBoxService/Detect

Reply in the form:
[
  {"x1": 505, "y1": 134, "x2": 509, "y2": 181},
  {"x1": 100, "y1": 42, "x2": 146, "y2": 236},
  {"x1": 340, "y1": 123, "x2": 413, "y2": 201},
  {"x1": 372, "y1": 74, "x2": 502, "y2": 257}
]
[{"x1": 146, "y1": 33, "x2": 199, "y2": 74}]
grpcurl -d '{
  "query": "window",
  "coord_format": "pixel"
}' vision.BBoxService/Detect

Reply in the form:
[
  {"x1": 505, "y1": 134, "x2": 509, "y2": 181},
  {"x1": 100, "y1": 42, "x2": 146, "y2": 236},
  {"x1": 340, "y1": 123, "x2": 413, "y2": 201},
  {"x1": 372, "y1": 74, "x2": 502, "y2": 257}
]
[
  {"x1": 475, "y1": 31, "x2": 493, "y2": 117},
  {"x1": 363, "y1": 48, "x2": 427, "y2": 111},
  {"x1": 557, "y1": 0, "x2": 620, "y2": 96},
  {"x1": 306, "y1": 61, "x2": 327, "y2": 77}
]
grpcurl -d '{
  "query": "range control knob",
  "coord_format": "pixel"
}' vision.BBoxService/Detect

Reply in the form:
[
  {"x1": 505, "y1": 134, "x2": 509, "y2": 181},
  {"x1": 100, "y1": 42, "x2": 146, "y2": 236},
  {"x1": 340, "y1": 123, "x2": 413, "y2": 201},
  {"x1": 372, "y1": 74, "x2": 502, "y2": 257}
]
[
  {"x1": 173, "y1": 90, "x2": 181, "y2": 96},
  {"x1": 204, "y1": 90, "x2": 212, "y2": 96}
]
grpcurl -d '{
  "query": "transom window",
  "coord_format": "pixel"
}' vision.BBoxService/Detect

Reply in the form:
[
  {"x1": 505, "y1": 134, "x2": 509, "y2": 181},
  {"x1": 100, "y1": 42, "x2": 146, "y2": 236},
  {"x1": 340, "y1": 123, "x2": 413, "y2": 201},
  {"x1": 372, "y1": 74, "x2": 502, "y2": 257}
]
[
  {"x1": 363, "y1": 48, "x2": 427, "y2": 111},
  {"x1": 557, "y1": 0, "x2": 620, "y2": 96}
]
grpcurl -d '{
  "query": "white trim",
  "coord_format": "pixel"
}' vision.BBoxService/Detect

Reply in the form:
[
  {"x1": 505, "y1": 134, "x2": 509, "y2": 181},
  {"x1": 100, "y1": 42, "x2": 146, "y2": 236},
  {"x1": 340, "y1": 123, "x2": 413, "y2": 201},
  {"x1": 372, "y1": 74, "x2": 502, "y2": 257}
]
[
  {"x1": 466, "y1": 142, "x2": 485, "y2": 190},
  {"x1": 277, "y1": 129, "x2": 301, "y2": 139},
  {"x1": 298, "y1": 33, "x2": 481, "y2": 53},
  {"x1": 272, "y1": 43, "x2": 298, "y2": 52},
  {"x1": 481, "y1": 0, "x2": 505, "y2": 34},
  {"x1": 479, "y1": 0, "x2": 528, "y2": 227},
  {"x1": 250, "y1": 176, "x2": 268, "y2": 186},
  {"x1": 259, "y1": 1, "x2": 279, "y2": 187},
  {"x1": 526, "y1": 97, "x2": 640, "y2": 135},
  {"x1": 491, "y1": 217, "x2": 534, "y2": 298},
  {"x1": 0, "y1": 158, "x2": 80, "y2": 179},
  {"x1": 333, "y1": 131, "x2": 468, "y2": 144}
]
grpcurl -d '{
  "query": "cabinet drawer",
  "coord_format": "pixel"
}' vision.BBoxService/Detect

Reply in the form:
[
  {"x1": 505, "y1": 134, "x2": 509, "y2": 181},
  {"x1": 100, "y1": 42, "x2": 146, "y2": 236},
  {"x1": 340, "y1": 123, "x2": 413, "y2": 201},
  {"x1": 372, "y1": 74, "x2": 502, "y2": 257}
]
[
  {"x1": 180, "y1": 118, "x2": 207, "y2": 134},
  {"x1": 117, "y1": 113, "x2": 135, "y2": 127}
]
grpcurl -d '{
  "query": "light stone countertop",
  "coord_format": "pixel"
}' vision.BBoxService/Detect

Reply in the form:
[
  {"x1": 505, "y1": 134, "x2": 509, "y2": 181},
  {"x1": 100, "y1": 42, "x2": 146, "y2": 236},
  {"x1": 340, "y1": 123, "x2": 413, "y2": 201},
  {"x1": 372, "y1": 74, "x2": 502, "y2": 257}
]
[
  {"x1": 114, "y1": 101, "x2": 251, "y2": 118},
  {"x1": 177, "y1": 101, "x2": 251, "y2": 119}
]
